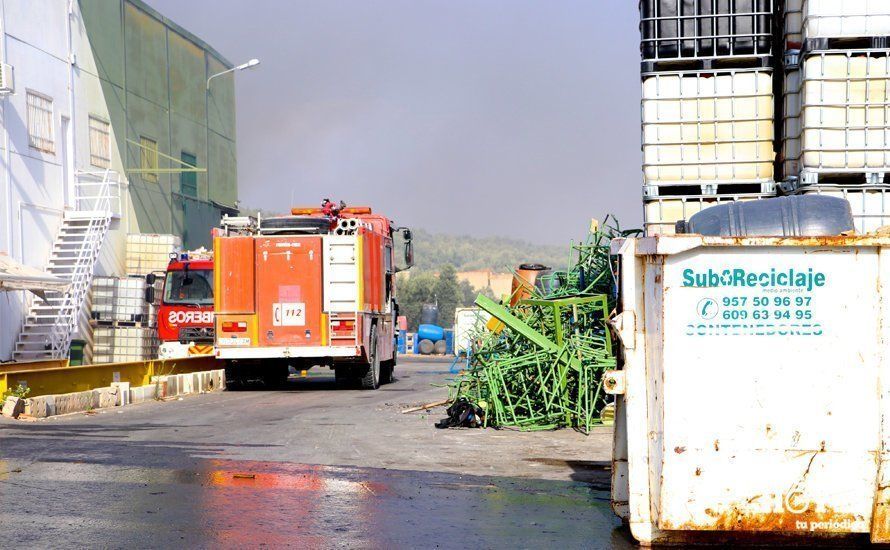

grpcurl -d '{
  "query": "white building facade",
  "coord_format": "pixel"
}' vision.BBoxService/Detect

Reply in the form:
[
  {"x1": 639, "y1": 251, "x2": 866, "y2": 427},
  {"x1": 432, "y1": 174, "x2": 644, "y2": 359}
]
[{"x1": 0, "y1": 0, "x2": 237, "y2": 361}]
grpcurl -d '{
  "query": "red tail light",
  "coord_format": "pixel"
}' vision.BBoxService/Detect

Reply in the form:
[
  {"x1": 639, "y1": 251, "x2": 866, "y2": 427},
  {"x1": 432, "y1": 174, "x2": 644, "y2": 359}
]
[
  {"x1": 222, "y1": 321, "x2": 247, "y2": 333},
  {"x1": 334, "y1": 320, "x2": 355, "y2": 333}
]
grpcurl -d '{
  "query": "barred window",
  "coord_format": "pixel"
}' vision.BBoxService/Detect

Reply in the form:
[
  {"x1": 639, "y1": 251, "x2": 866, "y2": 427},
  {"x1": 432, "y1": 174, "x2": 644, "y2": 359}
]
[
  {"x1": 26, "y1": 91, "x2": 54, "y2": 153},
  {"x1": 140, "y1": 136, "x2": 158, "y2": 183},
  {"x1": 89, "y1": 116, "x2": 111, "y2": 168}
]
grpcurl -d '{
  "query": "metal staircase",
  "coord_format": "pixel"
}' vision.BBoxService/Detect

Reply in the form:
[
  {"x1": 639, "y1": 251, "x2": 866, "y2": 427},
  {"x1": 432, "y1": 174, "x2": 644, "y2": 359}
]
[{"x1": 13, "y1": 171, "x2": 121, "y2": 361}]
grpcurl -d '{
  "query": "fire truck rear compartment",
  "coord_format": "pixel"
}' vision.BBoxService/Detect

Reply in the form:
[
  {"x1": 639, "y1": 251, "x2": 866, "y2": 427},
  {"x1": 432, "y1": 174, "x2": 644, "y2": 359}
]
[{"x1": 255, "y1": 236, "x2": 324, "y2": 348}]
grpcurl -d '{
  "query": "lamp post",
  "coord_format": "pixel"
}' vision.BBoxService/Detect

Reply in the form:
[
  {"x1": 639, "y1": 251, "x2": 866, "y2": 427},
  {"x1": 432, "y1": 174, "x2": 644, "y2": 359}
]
[
  {"x1": 206, "y1": 58, "x2": 260, "y2": 90},
  {"x1": 203, "y1": 57, "x2": 258, "y2": 216}
]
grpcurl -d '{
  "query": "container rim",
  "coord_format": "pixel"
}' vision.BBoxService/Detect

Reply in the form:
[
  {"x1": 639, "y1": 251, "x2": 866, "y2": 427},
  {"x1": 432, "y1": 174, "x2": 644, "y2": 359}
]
[{"x1": 611, "y1": 234, "x2": 890, "y2": 256}]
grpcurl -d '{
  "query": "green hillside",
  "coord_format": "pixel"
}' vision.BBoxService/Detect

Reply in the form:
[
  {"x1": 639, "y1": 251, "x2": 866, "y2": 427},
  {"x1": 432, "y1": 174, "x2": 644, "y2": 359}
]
[
  {"x1": 239, "y1": 207, "x2": 568, "y2": 273},
  {"x1": 411, "y1": 229, "x2": 567, "y2": 273}
]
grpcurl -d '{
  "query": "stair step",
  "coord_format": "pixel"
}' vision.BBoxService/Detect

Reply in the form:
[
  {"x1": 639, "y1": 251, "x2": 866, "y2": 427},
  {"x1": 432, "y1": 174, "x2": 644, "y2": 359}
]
[
  {"x1": 51, "y1": 258, "x2": 83, "y2": 264},
  {"x1": 29, "y1": 308, "x2": 66, "y2": 315},
  {"x1": 19, "y1": 317, "x2": 58, "y2": 330},
  {"x1": 15, "y1": 343, "x2": 52, "y2": 351},
  {"x1": 25, "y1": 316, "x2": 67, "y2": 322},
  {"x1": 28, "y1": 302, "x2": 64, "y2": 317},
  {"x1": 24, "y1": 313, "x2": 72, "y2": 320},
  {"x1": 56, "y1": 236, "x2": 98, "y2": 243},
  {"x1": 19, "y1": 333, "x2": 58, "y2": 341},
  {"x1": 12, "y1": 350, "x2": 55, "y2": 358},
  {"x1": 65, "y1": 211, "x2": 111, "y2": 220}
]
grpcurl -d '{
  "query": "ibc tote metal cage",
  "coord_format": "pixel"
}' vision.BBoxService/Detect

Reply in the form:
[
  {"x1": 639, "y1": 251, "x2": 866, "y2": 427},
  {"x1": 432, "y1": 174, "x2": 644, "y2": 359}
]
[{"x1": 640, "y1": 0, "x2": 774, "y2": 70}]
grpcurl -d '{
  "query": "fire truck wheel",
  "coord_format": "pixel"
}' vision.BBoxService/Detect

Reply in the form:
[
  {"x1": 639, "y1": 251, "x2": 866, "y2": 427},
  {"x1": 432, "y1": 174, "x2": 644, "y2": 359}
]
[
  {"x1": 360, "y1": 324, "x2": 381, "y2": 390},
  {"x1": 380, "y1": 361, "x2": 394, "y2": 385}
]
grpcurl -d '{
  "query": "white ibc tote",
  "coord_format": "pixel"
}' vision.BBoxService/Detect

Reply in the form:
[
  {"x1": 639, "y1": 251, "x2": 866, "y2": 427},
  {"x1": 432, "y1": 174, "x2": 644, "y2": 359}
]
[
  {"x1": 642, "y1": 69, "x2": 775, "y2": 193},
  {"x1": 798, "y1": 51, "x2": 890, "y2": 182}
]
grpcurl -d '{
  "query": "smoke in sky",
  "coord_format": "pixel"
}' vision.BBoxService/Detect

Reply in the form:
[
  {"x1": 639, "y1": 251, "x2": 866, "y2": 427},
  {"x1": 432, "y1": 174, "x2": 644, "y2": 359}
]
[{"x1": 148, "y1": 0, "x2": 642, "y2": 244}]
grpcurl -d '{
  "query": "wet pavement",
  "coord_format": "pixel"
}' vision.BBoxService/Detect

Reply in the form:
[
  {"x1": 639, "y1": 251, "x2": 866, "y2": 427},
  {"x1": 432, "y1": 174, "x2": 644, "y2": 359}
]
[{"x1": 0, "y1": 359, "x2": 634, "y2": 548}]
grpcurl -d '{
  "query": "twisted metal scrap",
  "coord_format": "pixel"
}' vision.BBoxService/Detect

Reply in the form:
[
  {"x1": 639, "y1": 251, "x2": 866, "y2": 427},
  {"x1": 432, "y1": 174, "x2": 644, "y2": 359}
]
[{"x1": 447, "y1": 218, "x2": 635, "y2": 433}]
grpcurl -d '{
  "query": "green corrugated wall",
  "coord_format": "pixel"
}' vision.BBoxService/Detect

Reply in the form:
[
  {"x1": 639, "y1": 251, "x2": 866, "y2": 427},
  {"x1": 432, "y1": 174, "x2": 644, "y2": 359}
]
[{"x1": 79, "y1": 0, "x2": 237, "y2": 248}]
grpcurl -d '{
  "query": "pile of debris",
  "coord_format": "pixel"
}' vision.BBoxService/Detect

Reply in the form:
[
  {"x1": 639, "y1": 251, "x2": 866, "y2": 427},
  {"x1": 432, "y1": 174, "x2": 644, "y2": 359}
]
[{"x1": 442, "y1": 217, "x2": 639, "y2": 433}]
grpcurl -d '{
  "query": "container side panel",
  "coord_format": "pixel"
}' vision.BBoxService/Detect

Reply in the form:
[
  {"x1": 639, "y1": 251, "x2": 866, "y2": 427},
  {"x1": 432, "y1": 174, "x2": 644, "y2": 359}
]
[{"x1": 657, "y1": 246, "x2": 879, "y2": 534}]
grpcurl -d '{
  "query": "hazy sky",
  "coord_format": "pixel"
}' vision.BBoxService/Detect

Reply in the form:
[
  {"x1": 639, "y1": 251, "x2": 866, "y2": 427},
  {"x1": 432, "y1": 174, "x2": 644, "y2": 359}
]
[{"x1": 148, "y1": 0, "x2": 642, "y2": 245}]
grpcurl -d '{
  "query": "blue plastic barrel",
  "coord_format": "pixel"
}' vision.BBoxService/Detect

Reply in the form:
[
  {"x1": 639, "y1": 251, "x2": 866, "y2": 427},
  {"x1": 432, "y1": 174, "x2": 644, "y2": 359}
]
[{"x1": 417, "y1": 323, "x2": 445, "y2": 342}]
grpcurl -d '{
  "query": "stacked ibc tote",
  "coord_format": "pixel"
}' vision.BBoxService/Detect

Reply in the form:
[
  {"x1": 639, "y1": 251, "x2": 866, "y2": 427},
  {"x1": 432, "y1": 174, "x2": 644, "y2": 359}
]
[
  {"x1": 641, "y1": 0, "x2": 778, "y2": 235},
  {"x1": 781, "y1": 1, "x2": 890, "y2": 233}
]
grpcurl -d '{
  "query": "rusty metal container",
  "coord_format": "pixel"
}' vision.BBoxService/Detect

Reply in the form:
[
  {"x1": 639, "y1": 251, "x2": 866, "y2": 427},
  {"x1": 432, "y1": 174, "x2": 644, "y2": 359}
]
[
  {"x1": 608, "y1": 233, "x2": 890, "y2": 545},
  {"x1": 510, "y1": 264, "x2": 551, "y2": 306}
]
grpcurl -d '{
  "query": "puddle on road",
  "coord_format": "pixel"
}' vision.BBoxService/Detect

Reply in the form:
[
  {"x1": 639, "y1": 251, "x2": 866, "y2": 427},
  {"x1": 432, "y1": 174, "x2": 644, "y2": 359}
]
[{"x1": 0, "y1": 457, "x2": 635, "y2": 548}]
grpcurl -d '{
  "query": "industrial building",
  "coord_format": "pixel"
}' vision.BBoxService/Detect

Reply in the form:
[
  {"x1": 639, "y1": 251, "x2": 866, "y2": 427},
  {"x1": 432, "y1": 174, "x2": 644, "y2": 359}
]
[{"x1": 0, "y1": 0, "x2": 237, "y2": 361}]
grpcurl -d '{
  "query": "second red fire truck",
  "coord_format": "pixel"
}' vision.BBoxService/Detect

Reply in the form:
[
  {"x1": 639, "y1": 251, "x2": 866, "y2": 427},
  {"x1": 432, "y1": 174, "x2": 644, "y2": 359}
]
[{"x1": 146, "y1": 249, "x2": 215, "y2": 359}]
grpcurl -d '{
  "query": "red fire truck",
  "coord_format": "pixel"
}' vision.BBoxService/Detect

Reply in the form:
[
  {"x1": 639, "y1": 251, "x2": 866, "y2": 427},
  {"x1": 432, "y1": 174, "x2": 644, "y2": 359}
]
[
  {"x1": 145, "y1": 250, "x2": 215, "y2": 359},
  {"x1": 213, "y1": 202, "x2": 413, "y2": 389}
]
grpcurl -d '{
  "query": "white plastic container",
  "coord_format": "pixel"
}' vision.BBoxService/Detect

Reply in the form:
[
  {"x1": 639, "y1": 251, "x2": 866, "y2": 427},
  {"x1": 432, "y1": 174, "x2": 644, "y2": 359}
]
[
  {"x1": 453, "y1": 307, "x2": 491, "y2": 356},
  {"x1": 644, "y1": 193, "x2": 775, "y2": 236},
  {"x1": 610, "y1": 234, "x2": 890, "y2": 545},
  {"x1": 90, "y1": 276, "x2": 153, "y2": 323},
  {"x1": 794, "y1": 184, "x2": 890, "y2": 233},
  {"x1": 93, "y1": 326, "x2": 158, "y2": 363},
  {"x1": 642, "y1": 69, "x2": 775, "y2": 193},
  {"x1": 126, "y1": 233, "x2": 180, "y2": 276},
  {"x1": 803, "y1": 0, "x2": 890, "y2": 41},
  {"x1": 799, "y1": 51, "x2": 890, "y2": 182}
]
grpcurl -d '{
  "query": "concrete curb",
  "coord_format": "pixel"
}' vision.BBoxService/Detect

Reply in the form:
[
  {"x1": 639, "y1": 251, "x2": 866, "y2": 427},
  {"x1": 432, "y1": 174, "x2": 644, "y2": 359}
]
[{"x1": 18, "y1": 369, "x2": 226, "y2": 419}]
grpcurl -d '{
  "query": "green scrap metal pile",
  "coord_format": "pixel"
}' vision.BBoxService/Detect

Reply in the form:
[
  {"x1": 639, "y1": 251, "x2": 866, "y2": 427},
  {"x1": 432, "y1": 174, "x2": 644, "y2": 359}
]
[{"x1": 446, "y1": 217, "x2": 640, "y2": 433}]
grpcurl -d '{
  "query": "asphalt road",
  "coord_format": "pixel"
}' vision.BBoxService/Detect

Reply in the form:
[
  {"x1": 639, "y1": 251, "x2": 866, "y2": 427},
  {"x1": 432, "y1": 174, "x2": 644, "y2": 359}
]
[{"x1": 0, "y1": 359, "x2": 633, "y2": 549}]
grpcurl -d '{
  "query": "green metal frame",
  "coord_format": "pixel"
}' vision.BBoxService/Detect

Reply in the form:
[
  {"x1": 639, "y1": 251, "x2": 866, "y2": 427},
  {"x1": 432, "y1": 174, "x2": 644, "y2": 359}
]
[
  {"x1": 125, "y1": 138, "x2": 207, "y2": 174},
  {"x1": 518, "y1": 295, "x2": 611, "y2": 353}
]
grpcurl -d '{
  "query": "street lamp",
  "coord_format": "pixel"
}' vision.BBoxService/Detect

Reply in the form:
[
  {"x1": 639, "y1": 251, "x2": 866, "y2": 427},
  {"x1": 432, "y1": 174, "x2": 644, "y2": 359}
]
[{"x1": 206, "y1": 58, "x2": 260, "y2": 90}]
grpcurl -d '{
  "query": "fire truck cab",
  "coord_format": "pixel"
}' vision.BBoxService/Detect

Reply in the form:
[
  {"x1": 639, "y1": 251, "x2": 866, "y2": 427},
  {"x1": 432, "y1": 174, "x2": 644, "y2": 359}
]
[
  {"x1": 214, "y1": 205, "x2": 413, "y2": 389},
  {"x1": 145, "y1": 250, "x2": 215, "y2": 359}
]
